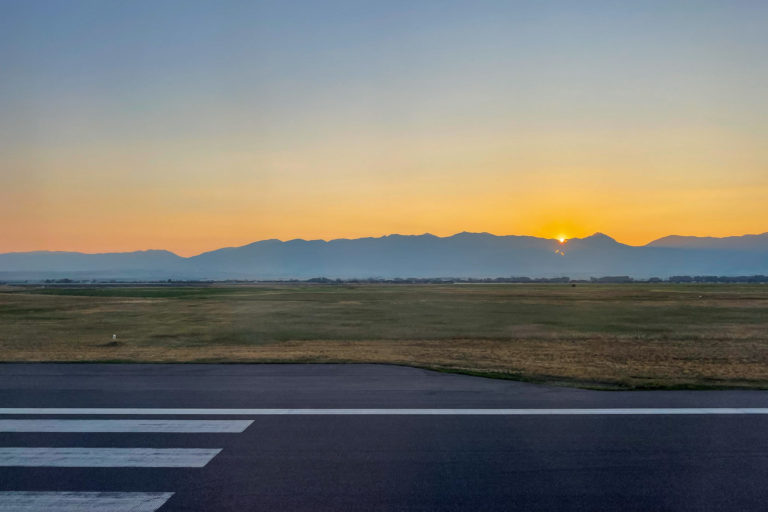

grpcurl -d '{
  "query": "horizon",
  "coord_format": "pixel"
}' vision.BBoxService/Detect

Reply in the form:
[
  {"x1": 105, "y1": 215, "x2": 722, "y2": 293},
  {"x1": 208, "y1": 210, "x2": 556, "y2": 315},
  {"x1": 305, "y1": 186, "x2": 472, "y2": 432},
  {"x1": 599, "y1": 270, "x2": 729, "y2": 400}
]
[
  {"x1": 2, "y1": 1, "x2": 767, "y2": 257},
  {"x1": 3, "y1": 229, "x2": 768, "y2": 258}
]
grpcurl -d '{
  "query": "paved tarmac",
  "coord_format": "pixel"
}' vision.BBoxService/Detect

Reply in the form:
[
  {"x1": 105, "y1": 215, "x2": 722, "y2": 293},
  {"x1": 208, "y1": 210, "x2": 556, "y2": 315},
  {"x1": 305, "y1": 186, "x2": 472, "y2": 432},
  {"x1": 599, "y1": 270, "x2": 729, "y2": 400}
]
[{"x1": 1, "y1": 363, "x2": 767, "y2": 511}]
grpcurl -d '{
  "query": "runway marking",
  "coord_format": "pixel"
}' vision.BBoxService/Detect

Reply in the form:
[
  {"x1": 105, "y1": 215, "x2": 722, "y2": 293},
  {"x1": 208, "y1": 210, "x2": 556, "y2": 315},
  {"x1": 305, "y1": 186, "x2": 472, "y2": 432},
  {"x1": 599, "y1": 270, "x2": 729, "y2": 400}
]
[
  {"x1": 1, "y1": 408, "x2": 768, "y2": 415},
  {"x1": 0, "y1": 491, "x2": 173, "y2": 512},
  {"x1": 0, "y1": 448, "x2": 221, "y2": 467},
  {"x1": 0, "y1": 419, "x2": 252, "y2": 433}
]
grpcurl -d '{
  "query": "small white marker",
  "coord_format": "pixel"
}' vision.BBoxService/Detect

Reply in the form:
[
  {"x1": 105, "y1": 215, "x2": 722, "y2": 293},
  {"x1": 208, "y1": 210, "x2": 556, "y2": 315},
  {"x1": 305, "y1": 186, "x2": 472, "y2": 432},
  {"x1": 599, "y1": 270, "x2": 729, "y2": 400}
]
[{"x1": 112, "y1": 334, "x2": 117, "y2": 340}]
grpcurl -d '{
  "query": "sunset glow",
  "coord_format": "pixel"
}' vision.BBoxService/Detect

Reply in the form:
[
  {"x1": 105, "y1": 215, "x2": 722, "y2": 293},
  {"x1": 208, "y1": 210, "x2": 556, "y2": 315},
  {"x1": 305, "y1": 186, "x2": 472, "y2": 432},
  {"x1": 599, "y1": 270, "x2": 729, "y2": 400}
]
[{"x1": 1, "y1": 1, "x2": 766, "y2": 256}]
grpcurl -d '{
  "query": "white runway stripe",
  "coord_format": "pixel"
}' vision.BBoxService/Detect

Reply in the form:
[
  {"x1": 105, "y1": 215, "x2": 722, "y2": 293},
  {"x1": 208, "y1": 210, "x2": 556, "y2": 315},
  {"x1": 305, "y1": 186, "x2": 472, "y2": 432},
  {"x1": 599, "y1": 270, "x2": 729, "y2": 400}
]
[
  {"x1": 0, "y1": 408, "x2": 767, "y2": 415},
  {"x1": 0, "y1": 448, "x2": 221, "y2": 467},
  {"x1": 0, "y1": 491, "x2": 173, "y2": 512},
  {"x1": 0, "y1": 419, "x2": 252, "y2": 433}
]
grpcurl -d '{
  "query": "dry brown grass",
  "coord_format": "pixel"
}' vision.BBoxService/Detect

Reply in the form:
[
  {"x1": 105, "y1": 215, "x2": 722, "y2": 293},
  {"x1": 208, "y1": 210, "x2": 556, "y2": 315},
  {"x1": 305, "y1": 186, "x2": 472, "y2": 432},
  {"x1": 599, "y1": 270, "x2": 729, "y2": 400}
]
[{"x1": 1, "y1": 283, "x2": 767, "y2": 389}]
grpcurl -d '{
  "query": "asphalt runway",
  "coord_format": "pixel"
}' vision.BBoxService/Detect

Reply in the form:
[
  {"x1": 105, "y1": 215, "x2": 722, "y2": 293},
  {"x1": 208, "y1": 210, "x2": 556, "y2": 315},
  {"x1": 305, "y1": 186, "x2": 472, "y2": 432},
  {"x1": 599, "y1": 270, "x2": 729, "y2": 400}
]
[{"x1": 1, "y1": 364, "x2": 767, "y2": 511}]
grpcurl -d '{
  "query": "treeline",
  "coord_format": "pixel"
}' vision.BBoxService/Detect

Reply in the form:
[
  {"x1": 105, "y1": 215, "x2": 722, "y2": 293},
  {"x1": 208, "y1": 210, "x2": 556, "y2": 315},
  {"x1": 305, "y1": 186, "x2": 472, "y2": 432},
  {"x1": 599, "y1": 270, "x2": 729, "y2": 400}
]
[
  {"x1": 667, "y1": 275, "x2": 768, "y2": 283},
  {"x1": 307, "y1": 276, "x2": 768, "y2": 284},
  {"x1": 305, "y1": 277, "x2": 573, "y2": 284},
  {"x1": 3, "y1": 275, "x2": 768, "y2": 286}
]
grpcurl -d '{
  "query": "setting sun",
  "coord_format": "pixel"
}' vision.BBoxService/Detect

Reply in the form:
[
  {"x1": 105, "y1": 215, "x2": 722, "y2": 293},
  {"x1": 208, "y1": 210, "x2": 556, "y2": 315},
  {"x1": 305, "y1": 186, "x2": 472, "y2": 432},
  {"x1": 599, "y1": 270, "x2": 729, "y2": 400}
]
[{"x1": 557, "y1": 236, "x2": 567, "y2": 244}]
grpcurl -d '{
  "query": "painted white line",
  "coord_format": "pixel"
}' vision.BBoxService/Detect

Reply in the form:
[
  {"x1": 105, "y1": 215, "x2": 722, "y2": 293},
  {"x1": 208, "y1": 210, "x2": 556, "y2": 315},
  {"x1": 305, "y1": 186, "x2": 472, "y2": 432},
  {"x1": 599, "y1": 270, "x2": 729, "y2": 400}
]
[
  {"x1": 0, "y1": 419, "x2": 252, "y2": 433},
  {"x1": 0, "y1": 408, "x2": 767, "y2": 415},
  {"x1": 0, "y1": 448, "x2": 221, "y2": 467},
  {"x1": 0, "y1": 491, "x2": 173, "y2": 512}
]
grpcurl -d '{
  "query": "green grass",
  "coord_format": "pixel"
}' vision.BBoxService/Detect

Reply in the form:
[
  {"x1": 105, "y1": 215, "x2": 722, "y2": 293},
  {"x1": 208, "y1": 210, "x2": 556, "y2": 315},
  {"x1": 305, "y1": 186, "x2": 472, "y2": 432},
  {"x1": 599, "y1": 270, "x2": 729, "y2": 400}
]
[{"x1": 28, "y1": 286, "x2": 252, "y2": 299}]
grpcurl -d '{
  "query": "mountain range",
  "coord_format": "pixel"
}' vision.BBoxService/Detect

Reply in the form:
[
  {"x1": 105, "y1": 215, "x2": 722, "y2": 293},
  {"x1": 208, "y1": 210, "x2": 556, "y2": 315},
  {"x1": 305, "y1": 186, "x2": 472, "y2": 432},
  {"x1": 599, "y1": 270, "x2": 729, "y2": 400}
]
[{"x1": 1, "y1": 232, "x2": 767, "y2": 281}]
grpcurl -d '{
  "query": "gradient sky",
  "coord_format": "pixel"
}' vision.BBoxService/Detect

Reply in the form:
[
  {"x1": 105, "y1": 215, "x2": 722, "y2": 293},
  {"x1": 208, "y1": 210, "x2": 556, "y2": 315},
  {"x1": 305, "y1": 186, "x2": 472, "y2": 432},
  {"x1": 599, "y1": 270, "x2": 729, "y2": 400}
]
[{"x1": 1, "y1": 0, "x2": 766, "y2": 256}]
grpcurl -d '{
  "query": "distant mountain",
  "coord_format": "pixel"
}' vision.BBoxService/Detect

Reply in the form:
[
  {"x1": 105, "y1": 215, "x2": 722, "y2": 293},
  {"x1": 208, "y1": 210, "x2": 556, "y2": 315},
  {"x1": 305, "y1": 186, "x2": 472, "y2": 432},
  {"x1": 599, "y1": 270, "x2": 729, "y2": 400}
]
[
  {"x1": 185, "y1": 232, "x2": 560, "y2": 280},
  {"x1": 647, "y1": 233, "x2": 768, "y2": 250},
  {"x1": 1, "y1": 232, "x2": 767, "y2": 281},
  {"x1": 0, "y1": 250, "x2": 184, "y2": 281}
]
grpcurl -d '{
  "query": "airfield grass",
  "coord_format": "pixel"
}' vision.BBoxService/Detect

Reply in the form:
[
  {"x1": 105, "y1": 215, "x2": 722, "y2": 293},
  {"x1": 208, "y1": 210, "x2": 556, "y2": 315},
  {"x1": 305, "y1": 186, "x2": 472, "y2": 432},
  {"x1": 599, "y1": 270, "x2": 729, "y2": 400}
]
[{"x1": 1, "y1": 283, "x2": 767, "y2": 389}]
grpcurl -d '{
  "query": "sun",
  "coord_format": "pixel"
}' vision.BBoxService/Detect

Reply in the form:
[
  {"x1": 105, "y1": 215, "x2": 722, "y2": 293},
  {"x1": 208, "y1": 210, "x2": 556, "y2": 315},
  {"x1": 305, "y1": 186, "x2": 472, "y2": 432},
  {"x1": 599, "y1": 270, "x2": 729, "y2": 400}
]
[{"x1": 557, "y1": 235, "x2": 567, "y2": 243}]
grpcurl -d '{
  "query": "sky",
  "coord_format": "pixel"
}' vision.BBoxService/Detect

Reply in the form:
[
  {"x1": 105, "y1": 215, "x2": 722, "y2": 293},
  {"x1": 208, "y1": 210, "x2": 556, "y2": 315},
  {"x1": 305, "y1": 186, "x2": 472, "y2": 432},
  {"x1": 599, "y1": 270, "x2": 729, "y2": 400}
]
[{"x1": 1, "y1": 0, "x2": 766, "y2": 256}]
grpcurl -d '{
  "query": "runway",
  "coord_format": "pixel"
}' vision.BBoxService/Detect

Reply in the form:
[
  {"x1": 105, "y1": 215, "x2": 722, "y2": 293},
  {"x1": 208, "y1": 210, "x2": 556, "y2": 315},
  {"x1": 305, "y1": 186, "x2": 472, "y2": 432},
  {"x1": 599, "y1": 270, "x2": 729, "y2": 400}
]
[{"x1": 1, "y1": 363, "x2": 767, "y2": 511}]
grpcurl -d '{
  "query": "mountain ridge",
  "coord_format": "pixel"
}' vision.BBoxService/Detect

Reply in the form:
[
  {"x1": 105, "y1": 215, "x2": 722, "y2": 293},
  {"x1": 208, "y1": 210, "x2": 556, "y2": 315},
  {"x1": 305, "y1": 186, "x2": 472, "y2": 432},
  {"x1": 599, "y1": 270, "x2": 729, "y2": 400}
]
[
  {"x1": 1, "y1": 232, "x2": 766, "y2": 281},
  {"x1": 646, "y1": 232, "x2": 768, "y2": 250}
]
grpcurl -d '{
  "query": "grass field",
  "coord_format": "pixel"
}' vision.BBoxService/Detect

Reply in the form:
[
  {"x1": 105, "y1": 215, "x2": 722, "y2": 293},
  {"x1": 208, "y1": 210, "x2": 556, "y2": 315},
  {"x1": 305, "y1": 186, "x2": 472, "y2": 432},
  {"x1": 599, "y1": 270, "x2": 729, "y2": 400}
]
[{"x1": 1, "y1": 283, "x2": 767, "y2": 389}]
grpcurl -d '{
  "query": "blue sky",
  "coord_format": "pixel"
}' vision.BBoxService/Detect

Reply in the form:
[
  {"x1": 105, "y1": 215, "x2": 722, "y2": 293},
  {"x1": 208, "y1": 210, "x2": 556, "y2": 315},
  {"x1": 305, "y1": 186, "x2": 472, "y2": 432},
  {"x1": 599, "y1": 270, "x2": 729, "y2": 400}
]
[{"x1": 1, "y1": 0, "x2": 766, "y2": 254}]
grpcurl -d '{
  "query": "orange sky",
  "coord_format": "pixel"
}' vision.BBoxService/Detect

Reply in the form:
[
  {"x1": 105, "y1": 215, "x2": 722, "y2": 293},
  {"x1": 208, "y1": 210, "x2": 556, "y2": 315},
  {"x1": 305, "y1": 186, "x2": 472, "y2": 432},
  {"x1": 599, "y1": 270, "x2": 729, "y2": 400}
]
[
  {"x1": 3, "y1": 125, "x2": 765, "y2": 256},
  {"x1": 2, "y1": 2, "x2": 766, "y2": 256}
]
